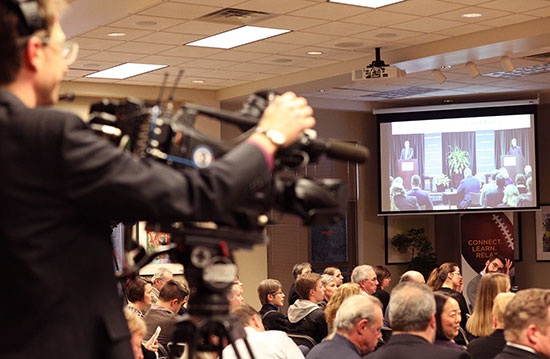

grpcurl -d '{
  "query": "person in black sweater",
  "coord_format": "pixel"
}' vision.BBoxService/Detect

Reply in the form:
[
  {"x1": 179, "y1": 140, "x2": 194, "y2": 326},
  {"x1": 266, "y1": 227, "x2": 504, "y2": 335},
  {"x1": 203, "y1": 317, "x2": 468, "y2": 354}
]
[
  {"x1": 258, "y1": 279, "x2": 288, "y2": 332},
  {"x1": 373, "y1": 265, "x2": 392, "y2": 315}
]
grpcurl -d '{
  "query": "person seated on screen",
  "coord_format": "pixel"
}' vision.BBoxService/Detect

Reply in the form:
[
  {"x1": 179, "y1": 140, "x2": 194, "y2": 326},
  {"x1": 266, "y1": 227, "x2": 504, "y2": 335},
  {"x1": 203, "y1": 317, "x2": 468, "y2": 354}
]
[
  {"x1": 391, "y1": 182, "x2": 421, "y2": 211},
  {"x1": 400, "y1": 140, "x2": 414, "y2": 160},
  {"x1": 524, "y1": 165, "x2": 532, "y2": 181},
  {"x1": 482, "y1": 173, "x2": 506, "y2": 208},
  {"x1": 514, "y1": 173, "x2": 527, "y2": 194},
  {"x1": 496, "y1": 185, "x2": 520, "y2": 208},
  {"x1": 456, "y1": 168, "x2": 481, "y2": 209},
  {"x1": 507, "y1": 138, "x2": 522, "y2": 156},
  {"x1": 407, "y1": 175, "x2": 433, "y2": 210}
]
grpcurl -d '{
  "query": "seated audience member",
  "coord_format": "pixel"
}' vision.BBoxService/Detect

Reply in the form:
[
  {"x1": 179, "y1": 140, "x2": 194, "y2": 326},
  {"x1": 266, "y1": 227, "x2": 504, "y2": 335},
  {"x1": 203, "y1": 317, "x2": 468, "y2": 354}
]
[
  {"x1": 289, "y1": 262, "x2": 312, "y2": 306},
  {"x1": 177, "y1": 279, "x2": 190, "y2": 315},
  {"x1": 228, "y1": 281, "x2": 245, "y2": 309},
  {"x1": 500, "y1": 167, "x2": 514, "y2": 186},
  {"x1": 287, "y1": 273, "x2": 328, "y2": 345},
  {"x1": 143, "y1": 280, "x2": 186, "y2": 347},
  {"x1": 407, "y1": 175, "x2": 433, "y2": 210},
  {"x1": 467, "y1": 292, "x2": 515, "y2": 359},
  {"x1": 221, "y1": 304, "x2": 304, "y2": 359},
  {"x1": 482, "y1": 173, "x2": 506, "y2": 207},
  {"x1": 466, "y1": 255, "x2": 509, "y2": 309},
  {"x1": 307, "y1": 295, "x2": 383, "y2": 359},
  {"x1": 515, "y1": 174, "x2": 528, "y2": 194},
  {"x1": 497, "y1": 184, "x2": 520, "y2": 208},
  {"x1": 391, "y1": 182, "x2": 421, "y2": 211},
  {"x1": 318, "y1": 274, "x2": 338, "y2": 309},
  {"x1": 457, "y1": 168, "x2": 481, "y2": 209},
  {"x1": 383, "y1": 270, "x2": 425, "y2": 328},
  {"x1": 150, "y1": 268, "x2": 174, "y2": 305},
  {"x1": 434, "y1": 292, "x2": 464, "y2": 351},
  {"x1": 373, "y1": 265, "x2": 392, "y2": 315},
  {"x1": 466, "y1": 273, "x2": 510, "y2": 338},
  {"x1": 323, "y1": 267, "x2": 344, "y2": 286},
  {"x1": 126, "y1": 277, "x2": 153, "y2": 318},
  {"x1": 257, "y1": 279, "x2": 288, "y2": 332},
  {"x1": 351, "y1": 264, "x2": 379, "y2": 295},
  {"x1": 524, "y1": 165, "x2": 532, "y2": 181},
  {"x1": 494, "y1": 289, "x2": 550, "y2": 359},
  {"x1": 367, "y1": 282, "x2": 469, "y2": 359},
  {"x1": 124, "y1": 308, "x2": 158, "y2": 359},
  {"x1": 325, "y1": 283, "x2": 361, "y2": 333},
  {"x1": 428, "y1": 262, "x2": 469, "y2": 332}
]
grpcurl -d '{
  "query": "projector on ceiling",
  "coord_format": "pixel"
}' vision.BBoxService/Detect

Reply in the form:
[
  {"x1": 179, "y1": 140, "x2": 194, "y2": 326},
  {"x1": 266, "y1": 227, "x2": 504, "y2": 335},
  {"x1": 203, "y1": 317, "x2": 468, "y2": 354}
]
[{"x1": 352, "y1": 47, "x2": 406, "y2": 81}]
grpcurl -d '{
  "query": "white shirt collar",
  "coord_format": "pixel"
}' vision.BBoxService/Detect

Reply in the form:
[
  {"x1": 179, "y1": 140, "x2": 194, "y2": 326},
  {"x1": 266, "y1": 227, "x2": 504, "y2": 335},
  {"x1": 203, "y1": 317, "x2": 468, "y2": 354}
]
[{"x1": 506, "y1": 342, "x2": 539, "y2": 355}]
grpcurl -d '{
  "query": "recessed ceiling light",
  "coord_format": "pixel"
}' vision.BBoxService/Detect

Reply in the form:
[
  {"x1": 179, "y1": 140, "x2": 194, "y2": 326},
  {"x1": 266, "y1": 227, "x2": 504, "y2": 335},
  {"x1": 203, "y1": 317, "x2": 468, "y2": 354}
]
[
  {"x1": 444, "y1": 99, "x2": 453, "y2": 103},
  {"x1": 107, "y1": 32, "x2": 126, "y2": 37},
  {"x1": 192, "y1": 80, "x2": 205, "y2": 84},
  {"x1": 186, "y1": 25, "x2": 291, "y2": 49},
  {"x1": 441, "y1": 65, "x2": 452, "y2": 69},
  {"x1": 461, "y1": 13, "x2": 483, "y2": 18},
  {"x1": 327, "y1": 0, "x2": 406, "y2": 8},
  {"x1": 85, "y1": 63, "x2": 167, "y2": 79},
  {"x1": 134, "y1": 21, "x2": 158, "y2": 27},
  {"x1": 307, "y1": 51, "x2": 323, "y2": 55}
]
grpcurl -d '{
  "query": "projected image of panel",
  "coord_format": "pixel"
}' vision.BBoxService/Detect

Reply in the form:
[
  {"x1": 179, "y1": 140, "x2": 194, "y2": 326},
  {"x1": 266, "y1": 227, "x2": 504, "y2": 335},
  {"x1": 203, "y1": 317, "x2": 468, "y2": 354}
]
[{"x1": 378, "y1": 103, "x2": 538, "y2": 214}]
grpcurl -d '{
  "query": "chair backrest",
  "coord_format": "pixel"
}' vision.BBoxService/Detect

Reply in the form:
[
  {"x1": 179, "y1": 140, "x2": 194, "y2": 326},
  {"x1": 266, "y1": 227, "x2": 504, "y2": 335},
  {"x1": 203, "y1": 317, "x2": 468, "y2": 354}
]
[
  {"x1": 470, "y1": 192, "x2": 482, "y2": 206},
  {"x1": 287, "y1": 333, "x2": 317, "y2": 349}
]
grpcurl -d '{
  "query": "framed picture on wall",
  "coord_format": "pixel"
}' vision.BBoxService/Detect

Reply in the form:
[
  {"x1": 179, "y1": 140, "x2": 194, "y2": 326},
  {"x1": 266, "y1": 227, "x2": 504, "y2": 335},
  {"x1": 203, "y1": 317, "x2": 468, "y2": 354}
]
[
  {"x1": 385, "y1": 215, "x2": 435, "y2": 264},
  {"x1": 535, "y1": 206, "x2": 550, "y2": 261}
]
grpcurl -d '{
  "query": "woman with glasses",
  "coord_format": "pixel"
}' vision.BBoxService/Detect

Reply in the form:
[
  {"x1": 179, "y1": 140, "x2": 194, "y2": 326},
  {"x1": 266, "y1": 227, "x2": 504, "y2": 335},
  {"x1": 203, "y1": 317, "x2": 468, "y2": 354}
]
[{"x1": 257, "y1": 279, "x2": 288, "y2": 332}]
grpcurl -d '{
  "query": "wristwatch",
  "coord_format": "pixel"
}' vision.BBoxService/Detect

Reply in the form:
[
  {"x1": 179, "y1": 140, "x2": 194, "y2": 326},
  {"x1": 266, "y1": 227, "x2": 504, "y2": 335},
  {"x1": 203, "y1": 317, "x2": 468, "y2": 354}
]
[{"x1": 255, "y1": 127, "x2": 286, "y2": 146}]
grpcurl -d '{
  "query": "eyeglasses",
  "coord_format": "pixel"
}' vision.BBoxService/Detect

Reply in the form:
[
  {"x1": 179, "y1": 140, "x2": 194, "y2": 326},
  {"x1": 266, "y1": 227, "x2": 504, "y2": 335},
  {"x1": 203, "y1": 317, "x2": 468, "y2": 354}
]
[
  {"x1": 451, "y1": 271, "x2": 462, "y2": 276},
  {"x1": 271, "y1": 291, "x2": 284, "y2": 296},
  {"x1": 489, "y1": 262, "x2": 504, "y2": 272},
  {"x1": 41, "y1": 37, "x2": 79, "y2": 65}
]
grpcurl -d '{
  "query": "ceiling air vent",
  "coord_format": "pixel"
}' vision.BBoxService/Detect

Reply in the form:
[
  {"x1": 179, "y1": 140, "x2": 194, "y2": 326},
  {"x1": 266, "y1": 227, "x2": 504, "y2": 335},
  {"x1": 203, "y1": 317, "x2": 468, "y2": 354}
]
[{"x1": 198, "y1": 8, "x2": 275, "y2": 25}]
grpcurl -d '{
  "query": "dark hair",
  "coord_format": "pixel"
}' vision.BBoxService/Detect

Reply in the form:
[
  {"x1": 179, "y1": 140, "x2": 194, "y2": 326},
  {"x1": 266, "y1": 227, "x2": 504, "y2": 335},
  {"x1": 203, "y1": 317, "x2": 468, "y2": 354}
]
[
  {"x1": 292, "y1": 262, "x2": 311, "y2": 279},
  {"x1": 296, "y1": 272, "x2": 321, "y2": 300},
  {"x1": 411, "y1": 175, "x2": 421, "y2": 187},
  {"x1": 487, "y1": 255, "x2": 504, "y2": 266},
  {"x1": 125, "y1": 277, "x2": 150, "y2": 303},
  {"x1": 257, "y1": 279, "x2": 282, "y2": 305},
  {"x1": 496, "y1": 173, "x2": 507, "y2": 188},
  {"x1": 427, "y1": 262, "x2": 458, "y2": 291},
  {"x1": 374, "y1": 265, "x2": 391, "y2": 289},
  {"x1": 434, "y1": 292, "x2": 459, "y2": 341},
  {"x1": 159, "y1": 280, "x2": 188, "y2": 302}
]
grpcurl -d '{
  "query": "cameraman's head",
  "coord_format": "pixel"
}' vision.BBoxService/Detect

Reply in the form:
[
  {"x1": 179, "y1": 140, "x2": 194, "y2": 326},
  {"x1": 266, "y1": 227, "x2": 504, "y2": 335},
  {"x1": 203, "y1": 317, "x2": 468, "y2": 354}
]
[{"x1": 0, "y1": 0, "x2": 74, "y2": 107}]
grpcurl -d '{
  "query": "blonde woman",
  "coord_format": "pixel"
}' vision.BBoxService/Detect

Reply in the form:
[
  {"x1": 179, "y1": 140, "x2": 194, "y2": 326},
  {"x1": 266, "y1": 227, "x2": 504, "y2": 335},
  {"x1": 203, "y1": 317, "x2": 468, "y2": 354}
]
[
  {"x1": 466, "y1": 273, "x2": 510, "y2": 338},
  {"x1": 324, "y1": 282, "x2": 361, "y2": 334}
]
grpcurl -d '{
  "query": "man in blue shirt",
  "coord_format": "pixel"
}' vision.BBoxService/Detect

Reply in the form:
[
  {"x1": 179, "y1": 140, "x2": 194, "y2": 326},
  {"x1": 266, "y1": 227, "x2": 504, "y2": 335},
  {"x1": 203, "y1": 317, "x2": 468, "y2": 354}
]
[{"x1": 306, "y1": 295, "x2": 383, "y2": 359}]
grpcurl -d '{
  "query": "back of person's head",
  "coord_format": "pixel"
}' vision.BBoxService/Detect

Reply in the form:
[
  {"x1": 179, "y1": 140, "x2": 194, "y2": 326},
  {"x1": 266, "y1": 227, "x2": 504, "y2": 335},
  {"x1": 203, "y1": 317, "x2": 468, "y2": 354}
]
[
  {"x1": 493, "y1": 292, "x2": 515, "y2": 328},
  {"x1": 296, "y1": 272, "x2": 320, "y2": 300},
  {"x1": 466, "y1": 273, "x2": 510, "y2": 337},
  {"x1": 496, "y1": 173, "x2": 507, "y2": 188},
  {"x1": 391, "y1": 183, "x2": 406, "y2": 196},
  {"x1": 503, "y1": 184, "x2": 520, "y2": 207},
  {"x1": 351, "y1": 264, "x2": 373, "y2": 284},
  {"x1": 490, "y1": 169, "x2": 499, "y2": 182},
  {"x1": 334, "y1": 295, "x2": 381, "y2": 334},
  {"x1": 257, "y1": 279, "x2": 282, "y2": 305},
  {"x1": 504, "y1": 289, "x2": 550, "y2": 342},
  {"x1": 525, "y1": 165, "x2": 532, "y2": 174},
  {"x1": 0, "y1": 0, "x2": 59, "y2": 85},
  {"x1": 464, "y1": 168, "x2": 472, "y2": 177},
  {"x1": 389, "y1": 282, "x2": 435, "y2": 332},
  {"x1": 292, "y1": 262, "x2": 311, "y2": 279},
  {"x1": 231, "y1": 303, "x2": 260, "y2": 327},
  {"x1": 374, "y1": 265, "x2": 391, "y2": 289},
  {"x1": 125, "y1": 277, "x2": 149, "y2": 303},
  {"x1": 159, "y1": 280, "x2": 188, "y2": 302},
  {"x1": 411, "y1": 175, "x2": 421, "y2": 188},
  {"x1": 515, "y1": 173, "x2": 526, "y2": 186},
  {"x1": 400, "y1": 270, "x2": 425, "y2": 284},
  {"x1": 427, "y1": 262, "x2": 458, "y2": 291},
  {"x1": 325, "y1": 283, "x2": 361, "y2": 329}
]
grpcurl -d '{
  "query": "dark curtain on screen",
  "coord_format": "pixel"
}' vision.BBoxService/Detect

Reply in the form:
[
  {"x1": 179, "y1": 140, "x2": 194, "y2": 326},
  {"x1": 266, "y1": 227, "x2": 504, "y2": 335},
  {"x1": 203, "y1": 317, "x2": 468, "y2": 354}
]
[
  {"x1": 442, "y1": 132, "x2": 476, "y2": 176},
  {"x1": 495, "y1": 128, "x2": 531, "y2": 168},
  {"x1": 390, "y1": 134, "x2": 425, "y2": 179}
]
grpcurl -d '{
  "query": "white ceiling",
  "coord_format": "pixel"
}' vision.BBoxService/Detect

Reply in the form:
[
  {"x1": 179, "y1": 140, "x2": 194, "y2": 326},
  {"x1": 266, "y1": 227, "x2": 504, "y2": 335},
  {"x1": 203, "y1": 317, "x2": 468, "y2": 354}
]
[{"x1": 60, "y1": 0, "x2": 550, "y2": 103}]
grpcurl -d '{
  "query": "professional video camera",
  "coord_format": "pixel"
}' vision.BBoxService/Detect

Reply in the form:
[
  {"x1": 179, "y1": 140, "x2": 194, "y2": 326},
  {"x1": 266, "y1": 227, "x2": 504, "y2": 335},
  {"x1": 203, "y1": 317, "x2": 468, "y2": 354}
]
[{"x1": 88, "y1": 76, "x2": 368, "y2": 358}]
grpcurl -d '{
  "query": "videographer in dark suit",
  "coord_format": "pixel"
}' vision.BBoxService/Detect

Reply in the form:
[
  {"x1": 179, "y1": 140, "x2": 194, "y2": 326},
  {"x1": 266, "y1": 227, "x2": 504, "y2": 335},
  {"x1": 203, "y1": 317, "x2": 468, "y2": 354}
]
[{"x1": 0, "y1": 1, "x2": 315, "y2": 358}]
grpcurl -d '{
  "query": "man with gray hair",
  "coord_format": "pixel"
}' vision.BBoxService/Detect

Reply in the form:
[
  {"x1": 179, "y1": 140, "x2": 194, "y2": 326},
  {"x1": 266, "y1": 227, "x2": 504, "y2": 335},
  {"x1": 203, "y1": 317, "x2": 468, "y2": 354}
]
[
  {"x1": 351, "y1": 265, "x2": 379, "y2": 296},
  {"x1": 306, "y1": 295, "x2": 383, "y2": 359},
  {"x1": 368, "y1": 282, "x2": 469, "y2": 359},
  {"x1": 151, "y1": 268, "x2": 174, "y2": 305},
  {"x1": 494, "y1": 288, "x2": 550, "y2": 359},
  {"x1": 383, "y1": 270, "x2": 425, "y2": 327}
]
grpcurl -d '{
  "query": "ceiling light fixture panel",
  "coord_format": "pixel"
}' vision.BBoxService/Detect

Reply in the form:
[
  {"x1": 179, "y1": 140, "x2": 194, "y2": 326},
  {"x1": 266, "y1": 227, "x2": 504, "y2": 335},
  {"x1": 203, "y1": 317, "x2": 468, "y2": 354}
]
[
  {"x1": 85, "y1": 63, "x2": 167, "y2": 79},
  {"x1": 327, "y1": 0, "x2": 406, "y2": 9},
  {"x1": 186, "y1": 25, "x2": 291, "y2": 49}
]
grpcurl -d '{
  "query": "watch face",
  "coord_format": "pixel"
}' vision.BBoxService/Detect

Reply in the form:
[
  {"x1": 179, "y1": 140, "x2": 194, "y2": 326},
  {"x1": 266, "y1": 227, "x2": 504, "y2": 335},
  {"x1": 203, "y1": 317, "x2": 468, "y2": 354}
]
[{"x1": 266, "y1": 130, "x2": 286, "y2": 145}]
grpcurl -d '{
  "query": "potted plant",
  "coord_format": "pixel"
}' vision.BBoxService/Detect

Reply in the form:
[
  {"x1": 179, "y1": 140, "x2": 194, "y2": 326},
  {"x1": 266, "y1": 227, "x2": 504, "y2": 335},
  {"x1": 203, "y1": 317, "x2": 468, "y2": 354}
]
[
  {"x1": 447, "y1": 145, "x2": 470, "y2": 188},
  {"x1": 434, "y1": 173, "x2": 450, "y2": 192},
  {"x1": 391, "y1": 227, "x2": 436, "y2": 279}
]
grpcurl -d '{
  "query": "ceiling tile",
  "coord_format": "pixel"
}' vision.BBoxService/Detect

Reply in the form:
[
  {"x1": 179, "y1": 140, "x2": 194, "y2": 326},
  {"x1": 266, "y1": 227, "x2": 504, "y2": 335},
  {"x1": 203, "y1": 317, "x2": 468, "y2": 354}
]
[
  {"x1": 236, "y1": 41, "x2": 302, "y2": 54},
  {"x1": 74, "y1": 49, "x2": 98, "y2": 60},
  {"x1": 432, "y1": 6, "x2": 511, "y2": 22},
  {"x1": 384, "y1": 0, "x2": 466, "y2": 16},
  {"x1": 389, "y1": 17, "x2": 464, "y2": 32},
  {"x1": 182, "y1": 58, "x2": 240, "y2": 69},
  {"x1": 394, "y1": 33, "x2": 449, "y2": 46},
  {"x1": 353, "y1": 28, "x2": 423, "y2": 42},
  {"x1": 73, "y1": 37, "x2": 124, "y2": 51},
  {"x1": 136, "y1": 32, "x2": 201, "y2": 45},
  {"x1": 166, "y1": 21, "x2": 237, "y2": 35},
  {"x1": 232, "y1": 72, "x2": 274, "y2": 81},
  {"x1": 343, "y1": 10, "x2": 419, "y2": 27},
  {"x1": 79, "y1": 51, "x2": 146, "y2": 62},
  {"x1": 223, "y1": 62, "x2": 282, "y2": 73},
  {"x1": 108, "y1": 15, "x2": 183, "y2": 31},
  {"x1": 107, "y1": 41, "x2": 175, "y2": 54},
  {"x1": 280, "y1": 46, "x2": 366, "y2": 61},
  {"x1": 263, "y1": 65, "x2": 307, "y2": 75},
  {"x1": 436, "y1": 23, "x2": 491, "y2": 36},
  {"x1": 71, "y1": 77, "x2": 119, "y2": 84},
  {"x1": 169, "y1": 0, "x2": 245, "y2": 6},
  {"x1": 480, "y1": 0, "x2": 550, "y2": 12},
  {"x1": 70, "y1": 59, "x2": 119, "y2": 71},
  {"x1": 290, "y1": 2, "x2": 372, "y2": 20},
  {"x1": 134, "y1": 55, "x2": 192, "y2": 66},
  {"x1": 313, "y1": 37, "x2": 378, "y2": 52},
  {"x1": 236, "y1": 0, "x2": 316, "y2": 14},
  {"x1": 138, "y1": 3, "x2": 221, "y2": 20},
  {"x1": 302, "y1": 21, "x2": 375, "y2": 36},
  {"x1": 79, "y1": 26, "x2": 155, "y2": 41},
  {"x1": 200, "y1": 69, "x2": 253, "y2": 79},
  {"x1": 252, "y1": 15, "x2": 328, "y2": 31},
  {"x1": 159, "y1": 46, "x2": 224, "y2": 58},
  {"x1": 477, "y1": 14, "x2": 538, "y2": 27},
  {"x1": 206, "y1": 50, "x2": 267, "y2": 62},
  {"x1": 524, "y1": 6, "x2": 550, "y2": 17},
  {"x1": 440, "y1": 0, "x2": 493, "y2": 5},
  {"x1": 65, "y1": 69, "x2": 95, "y2": 78},
  {"x1": 266, "y1": 31, "x2": 339, "y2": 46}
]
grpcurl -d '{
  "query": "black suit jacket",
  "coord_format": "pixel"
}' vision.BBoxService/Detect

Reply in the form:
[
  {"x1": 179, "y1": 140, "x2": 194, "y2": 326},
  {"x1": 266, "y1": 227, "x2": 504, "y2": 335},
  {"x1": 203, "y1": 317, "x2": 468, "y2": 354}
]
[
  {"x1": 467, "y1": 329, "x2": 506, "y2": 359},
  {"x1": 494, "y1": 345, "x2": 545, "y2": 359},
  {"x1": 0, "y1": 90, "x2": 271, "y2": 359},
  {"x1": 366, "y1": 333, "x2": 471, "y2": 359}
]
